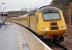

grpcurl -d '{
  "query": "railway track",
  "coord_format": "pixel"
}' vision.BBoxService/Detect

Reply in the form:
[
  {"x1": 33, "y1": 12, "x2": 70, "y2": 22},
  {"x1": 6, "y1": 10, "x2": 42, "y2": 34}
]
[
  {"x1": 60, "y1": 41, "x2": 72, "y2": 50},
  {"x1": 40, "y1": 39, "x2": 68, "y2": 50},
  {"x1": 51, "y1": 43, "x2": 68, "y2": 50}
]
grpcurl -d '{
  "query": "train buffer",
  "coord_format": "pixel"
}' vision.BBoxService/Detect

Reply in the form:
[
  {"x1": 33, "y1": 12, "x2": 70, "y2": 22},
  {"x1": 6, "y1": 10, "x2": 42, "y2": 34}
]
[{"x1": 0, "y1": 22, "x2": 52, "y2": 50}]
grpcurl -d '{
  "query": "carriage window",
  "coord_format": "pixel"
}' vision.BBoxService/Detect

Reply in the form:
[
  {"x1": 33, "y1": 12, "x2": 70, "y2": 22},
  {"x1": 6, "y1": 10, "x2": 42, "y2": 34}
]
[{"x1": 43, "y1": 13, "x2": 60, "y2": 21}]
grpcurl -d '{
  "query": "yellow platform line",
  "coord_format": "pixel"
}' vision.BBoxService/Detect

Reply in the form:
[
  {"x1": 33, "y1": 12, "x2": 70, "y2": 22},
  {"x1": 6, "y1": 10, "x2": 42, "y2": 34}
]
[{"x1": 16, "y1": 33, "x2": 23, "y2": 50}]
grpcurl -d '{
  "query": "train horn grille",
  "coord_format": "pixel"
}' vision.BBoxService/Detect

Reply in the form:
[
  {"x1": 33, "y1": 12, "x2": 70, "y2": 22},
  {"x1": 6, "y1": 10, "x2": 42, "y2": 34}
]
[{"x1": 50, "y1": 22, "x2": 59, "y2": 30}]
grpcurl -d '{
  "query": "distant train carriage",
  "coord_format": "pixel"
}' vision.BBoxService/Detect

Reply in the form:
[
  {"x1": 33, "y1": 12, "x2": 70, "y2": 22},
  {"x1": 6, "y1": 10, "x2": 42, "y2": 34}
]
[{"x1": 27, "y1": 6, "x2": 67, "y2": 43}]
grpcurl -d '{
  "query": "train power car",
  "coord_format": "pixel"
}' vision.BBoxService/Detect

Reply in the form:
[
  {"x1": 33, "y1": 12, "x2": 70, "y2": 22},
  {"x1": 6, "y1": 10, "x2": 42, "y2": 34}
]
[{"x1": 27, "y1": 6, "x2": 67, "y2": 43}]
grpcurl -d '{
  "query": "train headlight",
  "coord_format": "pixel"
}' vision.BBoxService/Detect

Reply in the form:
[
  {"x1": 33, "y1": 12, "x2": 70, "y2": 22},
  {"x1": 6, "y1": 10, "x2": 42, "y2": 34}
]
[
  {"x1": 60, "y1": 26, "x2": 66, "y2": 30},
  {"x1": 42, "y1": 27, "x2": 48, "y2": 31}
]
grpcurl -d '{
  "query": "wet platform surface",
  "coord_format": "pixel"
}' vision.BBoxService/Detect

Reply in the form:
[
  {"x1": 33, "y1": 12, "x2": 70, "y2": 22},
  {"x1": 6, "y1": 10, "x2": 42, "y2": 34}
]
[
  {"x1": 0, "y1": 22, "x2": 52, "y2": 50},
  {"x1": 0, "y1": 23, "x2": 30, "y2": 50}
]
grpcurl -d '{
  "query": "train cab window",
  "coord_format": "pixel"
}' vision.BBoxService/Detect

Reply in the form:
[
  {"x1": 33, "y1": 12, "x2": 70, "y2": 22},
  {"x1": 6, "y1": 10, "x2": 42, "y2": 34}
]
[{"x1": 43, "y1": 13, "x2": 60, "y2": 21}]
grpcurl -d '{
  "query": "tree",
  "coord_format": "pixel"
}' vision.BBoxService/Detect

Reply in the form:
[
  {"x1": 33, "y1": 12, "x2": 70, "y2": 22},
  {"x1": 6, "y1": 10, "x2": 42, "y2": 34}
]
[{"x1": 51, "y1": 0, "x2": 72, "y2": 10}]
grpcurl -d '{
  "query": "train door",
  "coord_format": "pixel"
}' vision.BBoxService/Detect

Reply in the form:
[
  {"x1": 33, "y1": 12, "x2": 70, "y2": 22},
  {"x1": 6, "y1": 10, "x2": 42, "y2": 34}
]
[{"x1": 30, "y1": 15, "x2": 37, "y2": 31}]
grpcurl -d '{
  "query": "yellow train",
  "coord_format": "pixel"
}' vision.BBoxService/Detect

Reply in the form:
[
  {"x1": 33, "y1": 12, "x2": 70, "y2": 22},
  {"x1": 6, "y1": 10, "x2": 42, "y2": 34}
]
[
  {"x1": 26, "y1": 6, "x2": 67, "y2": 43},
  {"x1": 9, "y1": 6, "x2": 67, "y2": 43}
]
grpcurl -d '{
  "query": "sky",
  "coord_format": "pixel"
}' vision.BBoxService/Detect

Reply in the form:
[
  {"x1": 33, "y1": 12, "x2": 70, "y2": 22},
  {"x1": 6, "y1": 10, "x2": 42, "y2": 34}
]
[{"x1": 0, "y1": 0, "x2": 52, "y2": 11}]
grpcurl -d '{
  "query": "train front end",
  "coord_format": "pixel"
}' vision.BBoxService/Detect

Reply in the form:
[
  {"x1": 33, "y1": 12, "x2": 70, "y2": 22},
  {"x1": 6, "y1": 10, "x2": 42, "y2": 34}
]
[{"x1": 36, "y1": 6, "x2": 67, "y2": 43}]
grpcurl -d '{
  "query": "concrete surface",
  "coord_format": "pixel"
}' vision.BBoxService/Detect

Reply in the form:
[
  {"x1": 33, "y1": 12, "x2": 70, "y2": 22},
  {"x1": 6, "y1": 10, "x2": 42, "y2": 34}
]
[{"x1": 0, "y1": 22, "x2": 30, "y2": 50}]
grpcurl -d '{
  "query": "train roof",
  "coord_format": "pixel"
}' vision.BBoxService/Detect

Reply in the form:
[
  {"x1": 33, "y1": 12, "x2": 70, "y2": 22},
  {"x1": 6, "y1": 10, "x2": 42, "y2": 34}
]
[{"x1": 36, "y1": 6, "x2": 61, "y2": 13}]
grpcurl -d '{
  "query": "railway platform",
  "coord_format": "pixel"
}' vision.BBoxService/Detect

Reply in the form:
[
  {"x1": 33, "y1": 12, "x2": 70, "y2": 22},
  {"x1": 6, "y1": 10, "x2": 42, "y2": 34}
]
[{"x1": 0, "y1": 22, "x2": 52, "y2": 50}]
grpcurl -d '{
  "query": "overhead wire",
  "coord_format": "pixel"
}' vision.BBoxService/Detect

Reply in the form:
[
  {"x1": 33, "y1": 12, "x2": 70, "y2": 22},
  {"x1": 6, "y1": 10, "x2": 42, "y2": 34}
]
[
  {"x1": 31, "y1": 0, "x2": 42, "y2": 9},
  {"x1": 32, "y1": 0, "x2": 48, "y2": 8},
  {"x1": 26, "y1": 0, "x2": 40, "y2": 10},
  {"x1": 29, "y1": 0, "x2": 51, "y2": 10}
]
